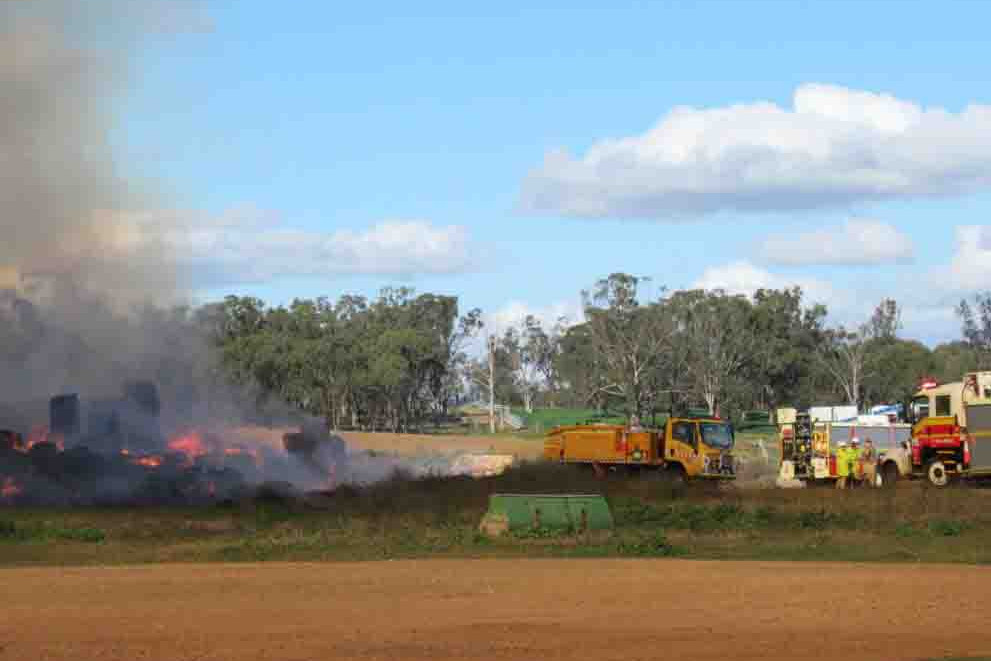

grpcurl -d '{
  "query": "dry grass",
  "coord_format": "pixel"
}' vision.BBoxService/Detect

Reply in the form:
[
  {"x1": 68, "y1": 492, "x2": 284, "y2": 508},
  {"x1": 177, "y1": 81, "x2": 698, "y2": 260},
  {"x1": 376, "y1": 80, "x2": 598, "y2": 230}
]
[
  {"x1": 1, "y1": 462, "x2": 989, "y2": 566},
  {"x1": 339, "y1": 431, "x2": 543, "y2": 459}
]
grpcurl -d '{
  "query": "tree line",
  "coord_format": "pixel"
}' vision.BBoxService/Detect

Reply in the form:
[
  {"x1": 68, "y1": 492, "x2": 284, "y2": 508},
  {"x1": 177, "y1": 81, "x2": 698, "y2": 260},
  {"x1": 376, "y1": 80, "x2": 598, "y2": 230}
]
[
  {"x1": 201, "y1": 276, "x2": 991, "y2": 430},
  {"x1": 195, "y1": 288, "x2": 482, "y2": 432}
]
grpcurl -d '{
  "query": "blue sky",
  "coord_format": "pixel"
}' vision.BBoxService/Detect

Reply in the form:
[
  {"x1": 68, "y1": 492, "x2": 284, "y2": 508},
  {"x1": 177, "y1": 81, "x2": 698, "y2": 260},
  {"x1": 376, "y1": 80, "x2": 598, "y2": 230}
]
[{"x1": 111, "y1": 1, "x2": 991, "y2": 344}]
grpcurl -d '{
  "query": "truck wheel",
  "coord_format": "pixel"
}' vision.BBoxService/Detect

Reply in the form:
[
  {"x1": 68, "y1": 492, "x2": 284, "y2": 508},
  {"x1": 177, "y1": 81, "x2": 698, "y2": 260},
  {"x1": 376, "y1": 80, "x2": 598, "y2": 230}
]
[
  {"x1": 925, "y1": 461, "x2": 950, "y2": 488},
  {"x1": 881, "y1": 463, "x2": 899, "y2": 489},
  {"x1": 661, "y1": 464, "x2": 687, "y2": 488}
]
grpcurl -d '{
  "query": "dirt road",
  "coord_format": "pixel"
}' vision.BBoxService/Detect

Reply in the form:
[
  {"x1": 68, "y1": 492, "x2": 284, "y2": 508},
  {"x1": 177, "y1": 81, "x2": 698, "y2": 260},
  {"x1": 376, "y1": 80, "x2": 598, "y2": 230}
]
[{"x1": 2, "y1": 559, "x2": 988, "y2": 661}]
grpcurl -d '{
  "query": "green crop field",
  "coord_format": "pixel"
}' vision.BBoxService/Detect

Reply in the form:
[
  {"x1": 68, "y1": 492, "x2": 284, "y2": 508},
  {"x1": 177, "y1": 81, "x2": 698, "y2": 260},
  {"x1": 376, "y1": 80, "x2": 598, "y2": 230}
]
[
  {"x1": 2, "y1": 462, "x2": 990, "y2": 567},
  {"x1": 516, "y1": 408, "x2": 628, "y2": 434}
]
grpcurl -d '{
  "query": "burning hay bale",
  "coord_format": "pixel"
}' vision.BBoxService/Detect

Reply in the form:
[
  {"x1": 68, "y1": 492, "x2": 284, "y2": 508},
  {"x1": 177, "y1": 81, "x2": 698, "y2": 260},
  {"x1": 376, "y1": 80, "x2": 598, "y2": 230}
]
[
  {"x1": 0, "y1": 397, "x2": 360, "y2": 506},
  {"x1": 282, "y1": 424, "x2": 348, "y2": 484},
  {"x1": 0, "y1": 430, "x2": 21, "y2": 453}
]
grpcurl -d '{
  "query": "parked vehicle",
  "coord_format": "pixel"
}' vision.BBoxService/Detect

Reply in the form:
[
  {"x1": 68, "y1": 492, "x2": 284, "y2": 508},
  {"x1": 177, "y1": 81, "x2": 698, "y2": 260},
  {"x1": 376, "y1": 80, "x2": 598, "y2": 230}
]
[
  {"x1": 778, "y1": 410, "x2": 912, "y2": 487},
  {"x1": 543, "y1": 415, "x2": 736, "y2": 482},
  {"x1": 908, "y1": 372, "x2": 991, "y2": 486}
]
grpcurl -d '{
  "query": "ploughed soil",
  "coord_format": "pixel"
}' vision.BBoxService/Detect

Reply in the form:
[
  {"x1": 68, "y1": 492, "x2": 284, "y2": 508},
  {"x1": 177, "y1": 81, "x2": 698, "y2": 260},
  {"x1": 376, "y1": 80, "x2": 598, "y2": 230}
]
[{"x1": 2, "y1": 559, "x2": 988, "y2": 661}]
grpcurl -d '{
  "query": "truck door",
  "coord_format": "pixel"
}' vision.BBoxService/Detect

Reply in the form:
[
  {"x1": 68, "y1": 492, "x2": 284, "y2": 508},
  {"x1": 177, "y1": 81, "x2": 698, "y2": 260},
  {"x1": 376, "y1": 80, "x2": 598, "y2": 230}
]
[
  {"x1": 966, "y1": 403, "x2": 991, "y2": 471},
  {"x1": 668, "y1": 420, "x2": 699, "y2": 468}
]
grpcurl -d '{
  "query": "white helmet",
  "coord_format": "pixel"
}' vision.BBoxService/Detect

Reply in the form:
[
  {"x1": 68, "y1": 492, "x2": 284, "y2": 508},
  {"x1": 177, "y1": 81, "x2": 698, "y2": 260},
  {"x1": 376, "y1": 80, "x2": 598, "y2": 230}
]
[
  {"x1": 851, "y1": 437, "x2": 860, "y2": 446},
  {"x1": 838, "y1": 440, "x2": 848, "y2": 448}
]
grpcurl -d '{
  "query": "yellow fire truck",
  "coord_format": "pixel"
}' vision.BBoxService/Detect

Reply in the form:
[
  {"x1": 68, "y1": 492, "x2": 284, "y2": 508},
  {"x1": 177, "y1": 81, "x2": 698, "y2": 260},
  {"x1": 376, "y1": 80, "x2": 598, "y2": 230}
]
[
  {"x1": 778, "y1": 413, "x2": 912, "y2": 487},
  {"x1": 543, "y1": 415, "x2": 736, "y2": 482}
]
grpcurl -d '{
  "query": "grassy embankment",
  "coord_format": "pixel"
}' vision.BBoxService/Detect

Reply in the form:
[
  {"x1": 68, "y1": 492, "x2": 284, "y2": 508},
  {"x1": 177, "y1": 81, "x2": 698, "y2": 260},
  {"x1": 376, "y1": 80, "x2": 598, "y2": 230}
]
[{"x1": 1, "y1": 461, "x2": 989, "y2": 567}]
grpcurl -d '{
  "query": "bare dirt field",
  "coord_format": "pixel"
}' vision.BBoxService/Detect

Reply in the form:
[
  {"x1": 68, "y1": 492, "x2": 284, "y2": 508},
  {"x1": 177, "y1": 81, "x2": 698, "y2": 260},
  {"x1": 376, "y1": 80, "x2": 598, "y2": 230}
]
[
  {"x1": 340, "y1": 431, "x2": 544, "y2": 459},
  {"x1": 3, "y1": 559, "x2": 989, "y2": 661},
  {"x1": 224, "y1": 426, "x2": 544, "y2": 459}
]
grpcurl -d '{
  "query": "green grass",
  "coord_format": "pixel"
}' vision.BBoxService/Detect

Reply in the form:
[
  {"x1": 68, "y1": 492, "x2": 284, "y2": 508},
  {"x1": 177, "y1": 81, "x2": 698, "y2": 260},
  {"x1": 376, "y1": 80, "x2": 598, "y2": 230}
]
[
  {"x1": 514, "y1": 408, "x2": 641, "y2": 435},
  {"x1": 1, "y1": 462, "x2": 990, "y2": 566}
]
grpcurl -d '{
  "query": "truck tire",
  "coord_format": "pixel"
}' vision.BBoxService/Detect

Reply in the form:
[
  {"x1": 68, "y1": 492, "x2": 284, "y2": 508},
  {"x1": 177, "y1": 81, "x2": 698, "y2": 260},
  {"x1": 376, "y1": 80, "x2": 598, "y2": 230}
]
[
  {"x1": 881, "y1": 462, "x2": 899, "y2": 489},
  {"x1": 660, "y1": 464, "x2": 687, "y2": 488},
  {"x1": 925, "y1": 461, "x2": 950, "y2": 488}
]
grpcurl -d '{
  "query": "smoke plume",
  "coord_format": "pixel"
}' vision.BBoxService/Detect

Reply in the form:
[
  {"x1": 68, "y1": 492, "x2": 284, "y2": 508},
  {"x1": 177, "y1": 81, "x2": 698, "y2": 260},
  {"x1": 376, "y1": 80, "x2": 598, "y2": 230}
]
[
  {"x1": 0, "y1": 3, "x2": 491, "y2": 506},
  {"x1": 0, "y1": 1, "x2": 205, "y2": 406}
]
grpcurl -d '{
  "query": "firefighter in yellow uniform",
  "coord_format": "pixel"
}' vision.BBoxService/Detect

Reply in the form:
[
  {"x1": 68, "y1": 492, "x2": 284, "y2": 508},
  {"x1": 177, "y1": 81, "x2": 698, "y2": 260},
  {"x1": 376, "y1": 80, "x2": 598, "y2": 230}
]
[
  {"x1": 835, "y1": 440, "x2": 850, "y2": 489},
  {"x1": 849, "y1": 437, "x2": 863, "y2": 485}
]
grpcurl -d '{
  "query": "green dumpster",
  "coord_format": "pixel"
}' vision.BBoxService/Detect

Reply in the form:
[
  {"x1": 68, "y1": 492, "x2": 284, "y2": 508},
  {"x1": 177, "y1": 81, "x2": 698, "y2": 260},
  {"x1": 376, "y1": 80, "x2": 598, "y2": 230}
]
[{"x1": 478, "y1": 493, "x2": 613, "y2": 536}]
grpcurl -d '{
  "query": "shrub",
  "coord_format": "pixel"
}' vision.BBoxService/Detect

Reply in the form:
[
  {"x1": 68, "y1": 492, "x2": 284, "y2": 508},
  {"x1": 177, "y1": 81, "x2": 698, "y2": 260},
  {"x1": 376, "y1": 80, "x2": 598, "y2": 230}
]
[
  {"x1": 0, "y1": 520, "x2": 16, "y2": 539},
  {"x1": 927, "y1": 519, "x2": 969, "y2": 537},
  {"x1": 617, "y1": 532, "x2": 681, "y2": 557},
  {"x1": 53, "y1": 527, "x2": 106, "y2": 543}
]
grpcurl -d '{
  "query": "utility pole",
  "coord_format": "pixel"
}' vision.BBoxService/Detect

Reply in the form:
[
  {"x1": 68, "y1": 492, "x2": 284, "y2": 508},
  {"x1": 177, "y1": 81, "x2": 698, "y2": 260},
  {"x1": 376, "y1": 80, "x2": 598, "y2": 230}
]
[{"x1": 488, "y1": 334, "x2": 496, "y2": 434}]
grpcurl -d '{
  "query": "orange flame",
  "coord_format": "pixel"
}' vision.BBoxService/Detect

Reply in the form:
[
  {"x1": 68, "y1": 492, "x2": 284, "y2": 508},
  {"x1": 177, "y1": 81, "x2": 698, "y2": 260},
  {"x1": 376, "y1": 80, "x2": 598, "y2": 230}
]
[
  {"x1": 120, "y1": 449, "x2": 164, "y2": 468},
  {"x1": 20, "y1": 426, "x2": 64, "y2": 452},
  {"x1": 167, "y1": 431, "x2": 209, "y2": 464},
  {"x1": 1, "y1": 477, "x2": 22, "y2": 499}
]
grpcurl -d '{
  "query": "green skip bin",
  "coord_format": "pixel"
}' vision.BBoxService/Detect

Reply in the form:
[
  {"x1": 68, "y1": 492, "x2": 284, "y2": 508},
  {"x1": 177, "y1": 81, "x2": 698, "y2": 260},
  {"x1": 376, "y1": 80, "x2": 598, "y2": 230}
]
[{"x1": 478, "y1": 493, "x2": 613, "y2": 537}]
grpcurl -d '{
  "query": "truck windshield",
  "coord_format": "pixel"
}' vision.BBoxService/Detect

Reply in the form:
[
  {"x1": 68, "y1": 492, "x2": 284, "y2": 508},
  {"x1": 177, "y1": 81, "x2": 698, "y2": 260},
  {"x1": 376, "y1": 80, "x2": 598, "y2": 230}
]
[
  {"x1": 700, "y1": 423, "x2": 734, "y2": 450},
  {"x1": 910, "y1": 396, "x2": 930, "y2": 422}
]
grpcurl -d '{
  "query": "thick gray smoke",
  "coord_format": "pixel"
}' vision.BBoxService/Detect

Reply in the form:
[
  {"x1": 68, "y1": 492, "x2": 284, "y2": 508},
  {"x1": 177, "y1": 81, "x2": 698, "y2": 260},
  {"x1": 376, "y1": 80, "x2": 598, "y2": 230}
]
[
  {"x1": 0, "y1": 3, "x2": 485, "y2": 505},
  {"x1": 0, "y1": 2, "x2": 297, "y2": 447},
  {"x1": 0, "y1": 0, "x2": 171, "y2": 402},
  {"x1": 0, "y1": 2, "x2": 214, "y2": 408},
  {"x1": 0, "y1": 2, "x2": 179, "y2": 300}
]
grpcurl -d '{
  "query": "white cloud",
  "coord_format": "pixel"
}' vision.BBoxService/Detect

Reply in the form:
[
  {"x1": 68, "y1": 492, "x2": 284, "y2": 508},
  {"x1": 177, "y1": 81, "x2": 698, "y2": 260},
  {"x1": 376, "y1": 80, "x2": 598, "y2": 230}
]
[
  {"x1": 692, "y1": 254, "x2": 979, "y2": 343},
  {"x1": 109, "y1": 207, "x2": 472, "y2": 286},
  {"x1": 484, "y1": 300, "x2": 584, "y2": 334},
  {"x1": 760, "y1": 218, "x2": 915, "y2": 266},
  {"x1": 520, "y1": 83, "x2": 991, "y2": 218},
  {"x1": 943, "y1": 225, "x2": 991, "y2": 292},
  {"x1": 978, "y1": 225, "x2": 991, "y2": 251},
  {"x1": 691, "y1": 260, "x2": 842, "y2": 310}
]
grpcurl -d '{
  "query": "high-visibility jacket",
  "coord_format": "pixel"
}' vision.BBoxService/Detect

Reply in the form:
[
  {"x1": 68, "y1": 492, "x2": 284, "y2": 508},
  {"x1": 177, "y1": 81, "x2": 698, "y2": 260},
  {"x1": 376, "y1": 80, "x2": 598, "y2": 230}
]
[
  {"x1": 836, "y1": 448, "x2": 854, "y2": 477},
  {"x1": 848, "y1": 448, "x2": 863, "y2": 476},
  {"x1": 835, "y1": 448, "x2": 848, "y2": 476}
]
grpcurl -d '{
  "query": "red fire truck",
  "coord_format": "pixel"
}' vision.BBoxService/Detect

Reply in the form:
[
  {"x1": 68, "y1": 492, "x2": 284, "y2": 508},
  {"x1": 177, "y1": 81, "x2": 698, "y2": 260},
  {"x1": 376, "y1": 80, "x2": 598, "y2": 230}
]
[{"x1": 908, "y1": 372, "x2": 991, "y2": 486}]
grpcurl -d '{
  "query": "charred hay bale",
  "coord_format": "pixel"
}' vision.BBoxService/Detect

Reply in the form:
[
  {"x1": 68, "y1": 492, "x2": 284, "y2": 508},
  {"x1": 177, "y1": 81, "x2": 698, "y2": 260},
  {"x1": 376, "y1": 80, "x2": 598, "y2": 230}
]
[
  {"x1": 282, "y1": 429, "x2": 347, "y2": 460},
  {"x1": 0, "y1": 429, "x2": 22, "y2": 452},
  {"x1": 58, "y1": 446, "x2": 109, "y2": 478},
  {"x1": 28, "y1": 441, "x2": 60, "y2": 474}
]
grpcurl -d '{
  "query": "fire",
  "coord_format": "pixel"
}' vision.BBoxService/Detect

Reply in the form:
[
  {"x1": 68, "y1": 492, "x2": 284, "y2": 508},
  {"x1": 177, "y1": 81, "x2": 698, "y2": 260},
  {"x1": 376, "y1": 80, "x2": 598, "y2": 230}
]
[
  {"x1": 119, "y1": 449, "x2": 163, "y2": 468},
  {"x1": 1, "y1": 477, "x2": 22, "y2": 499},
  {"x1": 134, "y1": 455, "x2": 163, "y2": 468},
  {"x1": 20, "y1": 426, "x2": 64, "y2": 452},
  {"x1": 167, "y1": 431, "x2": 209, "y2": 463}
]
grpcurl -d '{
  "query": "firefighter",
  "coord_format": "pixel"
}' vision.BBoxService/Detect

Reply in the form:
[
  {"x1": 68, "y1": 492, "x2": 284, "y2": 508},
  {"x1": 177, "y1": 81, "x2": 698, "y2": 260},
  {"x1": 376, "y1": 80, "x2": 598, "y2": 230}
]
[
  {"x1": 860, "y1": 438, "x2": 878, "y2": 487},
  {"x1": 849, "y1": 437, "x2": 863, "y2": 486},
  {"x1": 835, "y1": 440, "x2": 851, "y2": 489}
]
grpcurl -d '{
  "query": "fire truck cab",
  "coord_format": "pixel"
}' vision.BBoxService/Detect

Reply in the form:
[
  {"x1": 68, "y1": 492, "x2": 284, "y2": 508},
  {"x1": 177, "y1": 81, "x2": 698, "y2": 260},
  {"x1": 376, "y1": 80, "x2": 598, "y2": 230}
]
[{"x1": 909, "y1": 372, "x2": 991, "y2": 486}]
